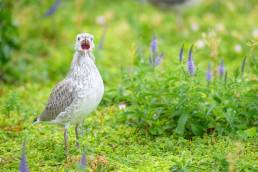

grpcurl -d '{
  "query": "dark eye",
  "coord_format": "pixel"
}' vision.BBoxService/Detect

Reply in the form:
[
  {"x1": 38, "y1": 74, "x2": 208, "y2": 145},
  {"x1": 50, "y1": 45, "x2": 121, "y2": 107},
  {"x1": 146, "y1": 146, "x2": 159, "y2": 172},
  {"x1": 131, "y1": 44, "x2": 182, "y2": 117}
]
[
  {"x1": 77, "y1": 37, "x2": 80, "y2": 41},
  {"x1": 90, "y1": 37, "x2": 93, "y2": 41}
]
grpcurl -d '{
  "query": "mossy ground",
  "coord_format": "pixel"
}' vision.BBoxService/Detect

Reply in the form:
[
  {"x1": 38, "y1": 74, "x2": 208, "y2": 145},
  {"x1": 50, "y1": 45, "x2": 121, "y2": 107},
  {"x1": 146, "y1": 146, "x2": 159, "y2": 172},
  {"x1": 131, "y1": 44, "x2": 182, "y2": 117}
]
[{"x1": 1, "y1": 84, "x2": 257, "y2": 171}]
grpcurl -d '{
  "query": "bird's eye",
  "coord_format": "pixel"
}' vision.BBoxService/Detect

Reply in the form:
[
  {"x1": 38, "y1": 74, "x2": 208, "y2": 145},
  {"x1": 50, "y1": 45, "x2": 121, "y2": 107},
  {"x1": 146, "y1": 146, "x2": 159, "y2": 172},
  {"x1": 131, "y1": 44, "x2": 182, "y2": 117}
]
[
  {"x1": 90, "y1": 37, "x2": 93, "y2": 41},
  {"x1": 77, "y1": 37, "x2": 80, "y2": 41}
]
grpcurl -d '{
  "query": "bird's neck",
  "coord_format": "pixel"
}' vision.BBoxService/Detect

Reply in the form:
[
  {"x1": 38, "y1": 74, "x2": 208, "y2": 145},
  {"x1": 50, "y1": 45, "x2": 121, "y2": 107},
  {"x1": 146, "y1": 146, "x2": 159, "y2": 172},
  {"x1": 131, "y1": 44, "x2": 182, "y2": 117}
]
[
  {"x1": 67, "y1": 51, "x2": 96, "y2": 79},
  {"x1": 70, "y1": 51, "x2": 95, "y2": 69}
]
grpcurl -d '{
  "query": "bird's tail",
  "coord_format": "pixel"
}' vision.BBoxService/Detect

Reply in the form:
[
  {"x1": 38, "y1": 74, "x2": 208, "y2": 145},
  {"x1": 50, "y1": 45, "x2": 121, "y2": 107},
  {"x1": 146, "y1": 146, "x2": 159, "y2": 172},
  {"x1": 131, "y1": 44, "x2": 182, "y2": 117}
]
[{"x1": 32, "y1": 117, "x2": 40, "y2": 125}]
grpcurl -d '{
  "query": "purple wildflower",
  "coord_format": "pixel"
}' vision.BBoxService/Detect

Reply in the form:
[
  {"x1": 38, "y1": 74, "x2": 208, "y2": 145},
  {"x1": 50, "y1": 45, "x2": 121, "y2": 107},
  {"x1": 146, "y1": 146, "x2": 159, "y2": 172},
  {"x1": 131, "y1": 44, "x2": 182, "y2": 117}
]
[
  {"x1": 154, "y1": 53, "x2": 164, "y2": 67},
  {"x1": 206, "y1": 63, "x2": 212, "y2": 82},
  {"x1": 80, "y1": 152, "x2": 87, "y2": 170},
  {"x1": 44, "y1": 0, "x2": 61, "y2": 17},
  {"x1": 187, "y1": 45, "x2": 195, "y2": 76},
  {"x1": 149, "y1": 53, "x2": 164, "y2": 67},
  {"x1": 218, "y1": 59, "x2": 225, "y2": 77},
  {"x1": 179, "y1": 44, "x2": 184, "y2": 62},
  {"x1": 150, "y1": 36, "x2": 158, "y2": 55},
  {"x1": 149, "y1": 36, "x2": 163, "y2": 67},
  {"x1": 19, "y1": 141, "x2": 29, "y2": 172}
]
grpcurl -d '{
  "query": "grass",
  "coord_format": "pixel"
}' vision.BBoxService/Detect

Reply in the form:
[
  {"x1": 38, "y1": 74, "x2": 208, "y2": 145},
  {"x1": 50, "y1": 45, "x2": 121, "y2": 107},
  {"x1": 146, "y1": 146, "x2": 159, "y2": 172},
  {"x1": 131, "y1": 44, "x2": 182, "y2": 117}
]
[
  {"x1": 0, "y1": 84, "x2": 257, "y2": 171},
  {"x1": 1, "y1": 0, "x2": 258, "y2": 171}
]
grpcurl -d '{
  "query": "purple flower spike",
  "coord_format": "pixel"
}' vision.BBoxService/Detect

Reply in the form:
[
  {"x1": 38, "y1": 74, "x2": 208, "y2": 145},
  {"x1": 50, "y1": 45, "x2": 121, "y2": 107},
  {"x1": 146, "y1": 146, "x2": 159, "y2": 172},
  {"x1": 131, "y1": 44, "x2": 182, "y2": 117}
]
[
  {"x1": 80, "y1": 152, "x2": 87, "y2": 169},
  {"x1": 154, "y1": 53, "x2": 164, "y2": 67},
  {"x1": 150, "y1": 36, "x2": 158, "y2": 55},
  {"x1": 206, "y1": 63, "x2": 212, "y2": 82},
  {"x1": 149, "y1": 35, "x2": 163, "y2": 67},
  {"x1": 19, "y1": 141, "x2": 29, "y2": 172},
  {"x1": 179, "y1": 44, "x2": 184, "y2": 62},
  {"x1": 44, "y1": 0, "x2": 61, "y2": 17},
  {"x1": 218, "y1": 59, "x2": 225, "y2": 77},
  {"x1": 187, "y1": 45, "x2": 195, "y2": 76}
]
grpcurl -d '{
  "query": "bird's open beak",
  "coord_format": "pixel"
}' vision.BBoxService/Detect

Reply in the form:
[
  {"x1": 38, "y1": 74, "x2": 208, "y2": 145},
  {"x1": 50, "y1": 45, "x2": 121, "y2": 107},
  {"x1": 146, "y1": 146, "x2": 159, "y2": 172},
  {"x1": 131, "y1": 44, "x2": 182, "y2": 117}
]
[{"x1": 81, "y1": 39, "x2": 90, "y2": 51}]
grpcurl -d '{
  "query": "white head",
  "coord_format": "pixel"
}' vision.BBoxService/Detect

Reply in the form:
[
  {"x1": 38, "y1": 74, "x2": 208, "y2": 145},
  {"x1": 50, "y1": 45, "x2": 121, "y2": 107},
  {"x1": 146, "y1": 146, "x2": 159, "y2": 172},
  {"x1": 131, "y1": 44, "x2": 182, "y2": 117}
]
[{"x1": 75, "y1": 32, "x2": 95, "y2": 53}]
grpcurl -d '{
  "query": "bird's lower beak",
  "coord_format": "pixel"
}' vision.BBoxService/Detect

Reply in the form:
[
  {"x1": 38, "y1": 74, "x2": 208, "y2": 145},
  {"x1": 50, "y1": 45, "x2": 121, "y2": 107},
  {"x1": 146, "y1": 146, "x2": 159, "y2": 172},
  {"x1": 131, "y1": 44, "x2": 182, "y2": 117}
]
[{"x1": 81, "y1": 40, "x2": 90, "y2": 50}]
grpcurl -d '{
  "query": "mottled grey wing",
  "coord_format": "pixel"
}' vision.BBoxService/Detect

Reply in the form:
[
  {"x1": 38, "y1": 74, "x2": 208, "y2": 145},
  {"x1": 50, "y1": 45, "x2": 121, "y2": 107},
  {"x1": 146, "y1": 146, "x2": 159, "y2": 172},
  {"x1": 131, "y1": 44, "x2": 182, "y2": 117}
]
[{"x1": 39, "y1": 79, "x2": 76, "y2": 121}]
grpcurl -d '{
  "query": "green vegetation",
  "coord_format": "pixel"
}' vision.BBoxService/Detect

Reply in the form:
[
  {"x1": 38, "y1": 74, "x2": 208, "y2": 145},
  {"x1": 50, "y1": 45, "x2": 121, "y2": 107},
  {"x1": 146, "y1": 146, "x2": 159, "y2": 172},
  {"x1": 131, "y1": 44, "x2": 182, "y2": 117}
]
[
  {"x1": 116, "y1": 55, "x2": 257, "y2": 137},
  {"x1": 0, "y1": 0, "x2": 257, "y2": 171},
  {"x1": 0, "y1": 1, "x2": 19, "y2": 82}
]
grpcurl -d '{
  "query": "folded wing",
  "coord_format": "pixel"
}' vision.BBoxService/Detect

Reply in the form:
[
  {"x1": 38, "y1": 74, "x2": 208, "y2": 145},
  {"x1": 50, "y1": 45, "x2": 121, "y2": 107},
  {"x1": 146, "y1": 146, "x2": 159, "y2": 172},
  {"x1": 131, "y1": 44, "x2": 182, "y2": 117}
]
[{"x1": 39, "y1": 79, "x2": 76, "y2": 121}]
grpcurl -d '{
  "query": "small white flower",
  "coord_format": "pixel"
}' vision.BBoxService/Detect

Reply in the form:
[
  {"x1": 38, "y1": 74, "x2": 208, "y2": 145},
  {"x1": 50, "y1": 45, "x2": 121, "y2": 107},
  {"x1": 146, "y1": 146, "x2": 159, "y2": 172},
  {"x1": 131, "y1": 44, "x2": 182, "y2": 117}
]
[
  {"x1": 191, "y1": 23, "x2": 199, "y2": 32},
  {"x1": 215, "y1": 23, "x2": 225, "y2": 32},
  {"x1": 252, "y1": 28, "x2": 258, "y2": 38},
  {"x1": 118, "y1": 103, "x2": 126, "y2": 110},
  {"x1": 96, "y1": 16, "x2": 106, "y2": 26},
  {"x1": 234, "y1": 44, "x2": 242, "y2": 53},
  {"x1": 196, "y1": 39, "x2": 205, "y2": 49},
  {"x1": 152, "y1": 113, "x2": 159, "y2": 120}
]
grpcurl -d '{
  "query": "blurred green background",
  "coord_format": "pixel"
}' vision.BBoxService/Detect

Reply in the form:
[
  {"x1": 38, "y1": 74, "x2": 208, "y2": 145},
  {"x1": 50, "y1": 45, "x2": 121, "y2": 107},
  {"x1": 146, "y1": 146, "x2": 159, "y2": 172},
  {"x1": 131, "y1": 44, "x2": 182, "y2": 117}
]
[{"x1": 1, "y1": 0, "x2": 257, "y2": 84}]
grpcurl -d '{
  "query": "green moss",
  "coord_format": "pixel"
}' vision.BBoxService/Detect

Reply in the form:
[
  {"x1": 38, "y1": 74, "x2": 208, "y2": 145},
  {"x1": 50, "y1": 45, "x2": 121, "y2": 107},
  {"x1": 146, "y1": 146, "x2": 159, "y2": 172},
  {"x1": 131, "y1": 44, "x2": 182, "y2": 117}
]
[{"x1": 0, "y1": 84, "x2": 257, "y2": 171}]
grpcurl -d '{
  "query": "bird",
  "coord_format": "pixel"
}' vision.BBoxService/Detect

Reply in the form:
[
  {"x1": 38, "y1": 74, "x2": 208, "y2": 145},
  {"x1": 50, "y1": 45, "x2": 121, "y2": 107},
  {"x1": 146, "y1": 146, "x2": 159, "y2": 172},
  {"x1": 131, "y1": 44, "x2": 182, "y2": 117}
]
[{"x1": 33, "y1": 32, "x2": 104, "y2": 156}]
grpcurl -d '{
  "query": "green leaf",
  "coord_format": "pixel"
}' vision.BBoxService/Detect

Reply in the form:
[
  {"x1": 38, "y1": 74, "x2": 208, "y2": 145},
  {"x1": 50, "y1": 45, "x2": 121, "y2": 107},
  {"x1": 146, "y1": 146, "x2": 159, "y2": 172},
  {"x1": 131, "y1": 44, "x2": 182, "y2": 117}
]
[
  {"x1": 244, "y1": 127, "x2": 257, "y2": 137},
  {"x1": 175, "y1": 114, "x2": 189, "y2": 136},
  {"x1": 224, "y1": 109, "x2": 234, "y2": 128},
  {"x1": 191, "y1": 123, "x2": 204, "y2": 136}
]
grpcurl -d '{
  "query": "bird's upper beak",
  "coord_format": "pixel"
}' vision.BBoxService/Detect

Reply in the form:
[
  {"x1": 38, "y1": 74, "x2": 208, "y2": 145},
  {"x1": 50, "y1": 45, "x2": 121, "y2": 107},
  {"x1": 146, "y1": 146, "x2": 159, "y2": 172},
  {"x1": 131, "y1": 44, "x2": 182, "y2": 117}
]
[{"x1": 81, "y1": 39, "x2": 91, "y2": 51}]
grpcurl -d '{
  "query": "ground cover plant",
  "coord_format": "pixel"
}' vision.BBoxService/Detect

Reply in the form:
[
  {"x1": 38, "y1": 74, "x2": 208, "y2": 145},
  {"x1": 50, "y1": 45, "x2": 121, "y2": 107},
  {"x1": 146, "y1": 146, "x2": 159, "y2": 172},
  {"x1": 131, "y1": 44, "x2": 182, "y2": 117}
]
[
  {"x1": 115, "y1": 42, "x2": 257, "y2": 137},
  {"x1": 0, "y1": 0, "x2": 257, "y2": 171}
]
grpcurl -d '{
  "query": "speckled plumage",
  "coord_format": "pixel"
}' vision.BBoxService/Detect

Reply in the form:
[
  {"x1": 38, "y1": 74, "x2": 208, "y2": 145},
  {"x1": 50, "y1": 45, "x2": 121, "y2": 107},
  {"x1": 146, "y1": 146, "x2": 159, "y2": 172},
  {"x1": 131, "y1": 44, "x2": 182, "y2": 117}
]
[
  {"x1": 38, "y1": 51, "x2": 104, "y2": 125},
  {"x1": 33, "y1": 33, "x2": 104, "y2": 155},
  {"x1": 39, "y1": 79, "x2": 76, "y2": 122}
]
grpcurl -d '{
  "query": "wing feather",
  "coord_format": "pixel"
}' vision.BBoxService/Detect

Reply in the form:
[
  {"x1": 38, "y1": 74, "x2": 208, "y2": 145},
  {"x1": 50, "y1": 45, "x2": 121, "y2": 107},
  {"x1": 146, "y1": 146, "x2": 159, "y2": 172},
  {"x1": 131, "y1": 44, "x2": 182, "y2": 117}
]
[{"x1": 39, "y1": 79, "x2": 76, "y2": 121}]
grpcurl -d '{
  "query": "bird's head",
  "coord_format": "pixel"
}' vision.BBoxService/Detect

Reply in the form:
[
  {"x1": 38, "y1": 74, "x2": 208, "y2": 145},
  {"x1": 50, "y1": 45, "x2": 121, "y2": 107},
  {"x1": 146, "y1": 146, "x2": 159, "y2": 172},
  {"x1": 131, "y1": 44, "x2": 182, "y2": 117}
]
[{"x1": 75, "y1": 32, "x2": 95, "y2": 53}]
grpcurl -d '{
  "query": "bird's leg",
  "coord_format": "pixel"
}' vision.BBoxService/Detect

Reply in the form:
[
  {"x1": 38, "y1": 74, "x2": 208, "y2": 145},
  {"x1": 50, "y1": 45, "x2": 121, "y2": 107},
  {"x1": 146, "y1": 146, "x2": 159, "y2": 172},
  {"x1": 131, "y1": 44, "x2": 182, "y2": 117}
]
[
  {"x1": 64, "y1": 125, "x2": 69, "y2": 156},
  {"x1": 75, "y1": 123, "x2": 80, "y2": 149}
]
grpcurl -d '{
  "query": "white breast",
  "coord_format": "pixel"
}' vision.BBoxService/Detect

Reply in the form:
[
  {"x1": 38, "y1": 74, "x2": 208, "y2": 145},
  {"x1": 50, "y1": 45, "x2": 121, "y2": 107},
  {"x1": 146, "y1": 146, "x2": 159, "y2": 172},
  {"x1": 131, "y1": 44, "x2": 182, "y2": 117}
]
[{"x1": 70, "y1": 59, "x2": 104, "y2": 124}]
